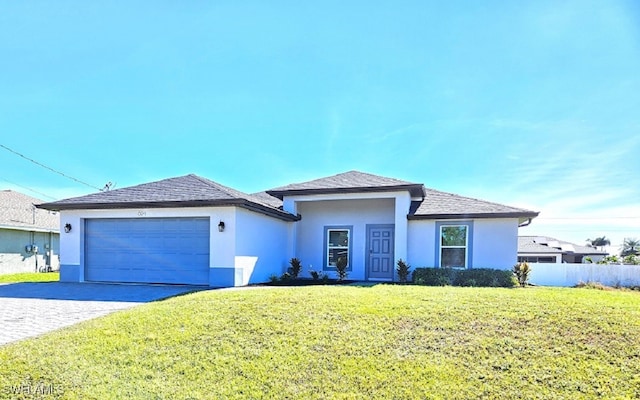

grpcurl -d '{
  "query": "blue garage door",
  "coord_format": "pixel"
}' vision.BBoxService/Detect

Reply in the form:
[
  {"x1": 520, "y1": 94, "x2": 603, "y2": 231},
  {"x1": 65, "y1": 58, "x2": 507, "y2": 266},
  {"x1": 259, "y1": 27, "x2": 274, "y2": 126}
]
[{"x1": 85, "y1": 218, "x2": 210, "y2": 285}]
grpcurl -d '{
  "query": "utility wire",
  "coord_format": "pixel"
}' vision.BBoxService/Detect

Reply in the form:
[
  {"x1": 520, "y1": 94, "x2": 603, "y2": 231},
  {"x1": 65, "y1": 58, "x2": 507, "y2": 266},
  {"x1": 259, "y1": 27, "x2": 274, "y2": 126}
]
[
  {"x1": 0, "y1": 144, "x2": 102, "y2": 191},
  {"x1": 0, "y1": 177, "x2": 58, "y2": 200}
]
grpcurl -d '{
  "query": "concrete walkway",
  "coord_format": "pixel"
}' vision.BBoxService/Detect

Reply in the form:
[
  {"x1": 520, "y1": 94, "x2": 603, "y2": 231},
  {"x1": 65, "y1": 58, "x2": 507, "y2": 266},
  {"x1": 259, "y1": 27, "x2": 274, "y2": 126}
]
[{"x1": 0, "y1": 282, "x2": 203, "y2": 346}]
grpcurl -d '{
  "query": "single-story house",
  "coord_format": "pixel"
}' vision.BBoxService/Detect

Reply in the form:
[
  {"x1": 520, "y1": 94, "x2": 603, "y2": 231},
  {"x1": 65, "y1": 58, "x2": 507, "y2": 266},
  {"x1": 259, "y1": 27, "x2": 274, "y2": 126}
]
[
  {"x1": 38, "y1": 171, "x2": 538, "y2": 286},
  {"x1": 518, "y1": 236, "x2": 608, "y2": 264},
  {"x1": 0, "y1": 190, "x2": 60, "y2": 274}
]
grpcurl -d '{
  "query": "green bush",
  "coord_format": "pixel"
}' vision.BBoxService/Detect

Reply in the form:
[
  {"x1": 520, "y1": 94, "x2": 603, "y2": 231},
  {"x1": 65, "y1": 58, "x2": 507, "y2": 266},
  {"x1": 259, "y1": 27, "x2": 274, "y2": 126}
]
[
  {"x1": 411, "y1": 268, "x2": 453, "y2": 286},
  {"x1": 454, "y1": 268, "x2": 517, "y2": 288},
  {"x1": 412, "y1": 267, "x2": 516, "y2": 288}
]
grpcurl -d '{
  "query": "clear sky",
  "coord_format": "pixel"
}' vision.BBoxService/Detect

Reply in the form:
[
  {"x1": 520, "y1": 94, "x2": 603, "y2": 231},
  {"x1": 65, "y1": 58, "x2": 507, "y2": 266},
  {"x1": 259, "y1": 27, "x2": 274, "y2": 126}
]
[{"x1": 1, "y1": 1, "x2": 638, "y2": 253}]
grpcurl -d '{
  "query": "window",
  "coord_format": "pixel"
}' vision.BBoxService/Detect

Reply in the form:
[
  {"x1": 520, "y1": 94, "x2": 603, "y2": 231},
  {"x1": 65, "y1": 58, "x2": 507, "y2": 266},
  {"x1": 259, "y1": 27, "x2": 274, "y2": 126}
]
[
  {"x1": 324, "y1": 227, "x2": 352, "y2": 270},
  {"x1": 440, "y1": 225, "x2": 468, "y2": 268},
  {"x1": 435, "y1": 222, "x2": 473, "y2": 269}
]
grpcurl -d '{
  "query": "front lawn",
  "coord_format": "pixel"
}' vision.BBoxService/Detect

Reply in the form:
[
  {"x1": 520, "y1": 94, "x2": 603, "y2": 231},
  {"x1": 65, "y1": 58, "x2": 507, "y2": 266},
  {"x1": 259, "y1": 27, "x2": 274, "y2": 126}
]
[
  {"x1": 0, "y1": 272, "x2": 59, "y2": 284},
  {"x1": 0, "y1": 285, "x2": 638, "y2": 399}
]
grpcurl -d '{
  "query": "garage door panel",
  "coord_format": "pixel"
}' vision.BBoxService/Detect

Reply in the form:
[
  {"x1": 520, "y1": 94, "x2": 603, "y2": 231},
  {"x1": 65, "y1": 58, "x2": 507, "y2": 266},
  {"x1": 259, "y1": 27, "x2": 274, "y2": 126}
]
[{"x1": 85, "y1": 217, "x2": 210, "y2": 285}]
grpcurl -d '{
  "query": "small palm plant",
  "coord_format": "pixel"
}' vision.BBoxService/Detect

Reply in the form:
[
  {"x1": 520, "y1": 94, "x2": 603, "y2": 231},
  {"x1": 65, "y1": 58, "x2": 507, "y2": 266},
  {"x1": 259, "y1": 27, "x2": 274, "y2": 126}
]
[
  {"x1": 396, "y1": 259, "x2": 411, "y2": 283},
  {"x1": 335, "y1": 256, "x2": 348, "y2": 281},
  {"x1": 512, "y1": 262, "x2": 531, "y2": 287},
  {"x1": 289, "y1": 258, "x2": 302, "y2": 279}
]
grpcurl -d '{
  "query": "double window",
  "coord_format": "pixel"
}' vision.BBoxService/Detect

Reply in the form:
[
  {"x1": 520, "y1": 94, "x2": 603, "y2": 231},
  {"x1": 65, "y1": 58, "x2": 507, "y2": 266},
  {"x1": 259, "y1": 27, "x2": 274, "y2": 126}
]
[
  {"x1": 437, "y1": 223, "x2": 472, "y2": 268},
  {"x1": 324, "y1": 226, "x2": 352, "y2": 270}
]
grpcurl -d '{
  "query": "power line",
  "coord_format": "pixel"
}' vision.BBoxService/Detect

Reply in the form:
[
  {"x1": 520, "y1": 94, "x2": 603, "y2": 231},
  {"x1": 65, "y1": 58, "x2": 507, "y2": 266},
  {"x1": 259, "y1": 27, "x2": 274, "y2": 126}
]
[
  {"x1": 0, "y1": 143, "x2": 102, "y2": 191},
  {"x1": 0, "y1": 177, "x2": 57, "y2": 200}
]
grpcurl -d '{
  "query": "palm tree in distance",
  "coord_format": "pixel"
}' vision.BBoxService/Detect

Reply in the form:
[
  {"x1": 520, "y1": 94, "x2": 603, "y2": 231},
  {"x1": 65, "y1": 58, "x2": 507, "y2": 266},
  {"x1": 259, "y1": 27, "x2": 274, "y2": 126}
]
[
  {"x1": 586, "y1": 236, "x2": 611, "y2": 251},
  {"x1": 621, "y1": 238, "x2": 640, "y2": 257}
]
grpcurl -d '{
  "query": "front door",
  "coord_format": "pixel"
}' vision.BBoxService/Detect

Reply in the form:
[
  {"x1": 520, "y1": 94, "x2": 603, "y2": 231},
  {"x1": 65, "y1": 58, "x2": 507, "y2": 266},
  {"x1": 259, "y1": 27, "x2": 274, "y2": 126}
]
[{"x1": 367, "y1": 225, "x2": 395, "y2": 280}]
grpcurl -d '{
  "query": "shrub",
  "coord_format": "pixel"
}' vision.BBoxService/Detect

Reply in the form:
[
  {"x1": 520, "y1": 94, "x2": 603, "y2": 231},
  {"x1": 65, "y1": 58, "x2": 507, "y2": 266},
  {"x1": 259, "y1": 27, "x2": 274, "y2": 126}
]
[
  {"x1": 269, "y1": 274, "x2": 279, "y2": 284},
  {"x1": 335, "y1": 257, "x2": 348, "y2": 281},
  {"x1": 396, "y1": 259, "x2": 411, "y2": 283},
  {"x1": 512, "y1": 262, "x2": 531, "y2": 287},
  {"x1": 309, "y1": 270, "x2": 320, "y2": 281},
  {"x1": 280, "y1": 272, "x2": 291, "y2": 282},
  {"x1": 289, "y1": 258, "x2": 302, "y2": 279},
  {"x1": 454, "y1": 268, "x2": 516, "y2": 288},
  {"x1": 575, "y1": 281, "x2": 613, "y2": 291},
  {"x1": 412, "y1": 267, "x2": 516, "y2": 288},
  {"x1": 598, "y1": 255, "x2": 620, "y2": 264},
  {"x1": 412, "y1": 268, "x2": 453, "y2": 286}
]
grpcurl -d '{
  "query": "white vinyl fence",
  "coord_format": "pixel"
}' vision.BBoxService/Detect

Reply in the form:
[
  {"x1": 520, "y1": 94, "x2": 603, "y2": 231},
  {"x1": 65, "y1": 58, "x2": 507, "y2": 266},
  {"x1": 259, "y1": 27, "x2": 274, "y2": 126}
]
[{"x1": 528, "y1": 263, "x2": 640, "y2": 287}]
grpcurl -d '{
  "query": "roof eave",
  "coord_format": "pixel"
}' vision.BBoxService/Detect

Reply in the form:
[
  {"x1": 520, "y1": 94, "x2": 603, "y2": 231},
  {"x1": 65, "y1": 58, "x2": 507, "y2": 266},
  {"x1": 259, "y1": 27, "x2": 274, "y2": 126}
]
[
  {"x1": 37, "y1": 199, "x2": 299, "y2": 222},
  {"x1": 408, "y1": 211, "x2": 540, "y2": 220},
  {"x1": 0, "y1": 225, "x2": 59, "y2": 234},
  {"x1": 267, "y1": 184, "x2": 425, "y2": 200}
]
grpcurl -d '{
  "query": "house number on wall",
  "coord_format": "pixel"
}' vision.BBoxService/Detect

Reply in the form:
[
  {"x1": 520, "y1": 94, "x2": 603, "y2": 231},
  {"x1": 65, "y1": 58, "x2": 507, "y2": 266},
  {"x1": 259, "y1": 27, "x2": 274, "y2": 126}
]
[{"x1": 137, "y1": 210, "x2": 147, "y2": 216}]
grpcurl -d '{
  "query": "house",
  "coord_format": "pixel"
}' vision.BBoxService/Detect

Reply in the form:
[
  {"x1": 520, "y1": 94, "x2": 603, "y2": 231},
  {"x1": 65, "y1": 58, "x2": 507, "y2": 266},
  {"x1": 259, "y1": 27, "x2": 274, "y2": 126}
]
[
  {"x1": 0, "y1": 190, "x2": 60, "y2": 274},
  {"x1": 38, "y1": 171, "x2": 538, "y2": 286},
  {"x1": 518, "y1": 236, "x2": 607, "y2": 264}
]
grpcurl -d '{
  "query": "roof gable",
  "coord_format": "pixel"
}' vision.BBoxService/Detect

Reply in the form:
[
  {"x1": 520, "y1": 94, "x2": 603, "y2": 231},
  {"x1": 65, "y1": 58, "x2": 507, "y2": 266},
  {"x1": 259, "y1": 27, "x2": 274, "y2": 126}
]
[
  {"x1": 408, "y1": 188, "x2": 538, "y2": 220},
  {"x1": 38, "y1": 175, "x2": 298, "y2": 221},
  {"x1": 0, "y1": 190, "x2": 59, "y2": 231},
  {"x1": 267, "y1": 170, "x2": 425, "y2": 199}
]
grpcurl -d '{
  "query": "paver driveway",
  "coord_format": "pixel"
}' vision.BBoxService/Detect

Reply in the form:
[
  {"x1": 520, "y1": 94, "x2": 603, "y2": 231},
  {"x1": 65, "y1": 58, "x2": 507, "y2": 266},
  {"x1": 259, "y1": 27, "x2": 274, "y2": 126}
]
[{"x1": 0, "y1": 282, "x2": 203, "y2": 346}]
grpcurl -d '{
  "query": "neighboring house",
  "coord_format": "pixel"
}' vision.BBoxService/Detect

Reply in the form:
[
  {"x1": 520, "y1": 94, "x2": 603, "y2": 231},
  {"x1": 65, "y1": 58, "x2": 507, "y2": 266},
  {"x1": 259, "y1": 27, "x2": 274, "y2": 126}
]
[
  {"x1": 0, "y1": 190, "x2": 60, "y2": 274},
  {"x1": 39, "y1": 171, "x2": 538, "y2": 287},
  {"x1": 518, "y1": 236, "x2": 607, "y2": 264}
]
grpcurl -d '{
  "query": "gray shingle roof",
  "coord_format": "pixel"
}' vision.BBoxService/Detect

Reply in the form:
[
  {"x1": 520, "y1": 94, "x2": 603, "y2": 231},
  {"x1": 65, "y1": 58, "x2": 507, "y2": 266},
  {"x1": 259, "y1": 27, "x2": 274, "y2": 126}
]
[
  {"x1": 250, "y1": 191, "x2": 284, "y2": 208},
  {"x1": 408, "y1": 188, "x2": 538, "y2": 220},
  {"x1": 38, "y1": 175, "x2": 298, "y2": 221},
  {"x1": 518, "y1": 236, "x2": 607, "y2": 255},
  {"x1": 267, "y1": 170, "x2": 425, "y2": 198},
  {"x1": 0, "y1": 190, "x2": 59, "y2": 232},
  {"x1": 37, "y1": 171, "x2": 538, "y2": 222}
]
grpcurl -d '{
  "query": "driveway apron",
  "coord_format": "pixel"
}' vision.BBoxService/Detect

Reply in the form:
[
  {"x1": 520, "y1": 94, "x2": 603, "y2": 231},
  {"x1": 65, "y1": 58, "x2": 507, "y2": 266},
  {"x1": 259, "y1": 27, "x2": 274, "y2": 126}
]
[{"x1": 0, "y1": 282, "x2": 202, "y2": 346}]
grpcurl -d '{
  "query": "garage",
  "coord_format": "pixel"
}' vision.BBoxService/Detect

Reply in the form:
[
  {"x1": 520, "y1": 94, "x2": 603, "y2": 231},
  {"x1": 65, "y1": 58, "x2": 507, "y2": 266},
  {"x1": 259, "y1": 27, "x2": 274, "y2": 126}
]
[{"x1": 84, "y1": 217, "x2": 210, "y2": 285}]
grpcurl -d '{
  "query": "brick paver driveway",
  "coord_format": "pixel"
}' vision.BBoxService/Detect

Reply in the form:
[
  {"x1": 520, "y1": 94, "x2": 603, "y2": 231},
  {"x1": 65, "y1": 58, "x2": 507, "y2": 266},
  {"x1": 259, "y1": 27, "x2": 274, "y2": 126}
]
[{"x1": 0, "y1": 282, "x2": 203, "y2": 346}]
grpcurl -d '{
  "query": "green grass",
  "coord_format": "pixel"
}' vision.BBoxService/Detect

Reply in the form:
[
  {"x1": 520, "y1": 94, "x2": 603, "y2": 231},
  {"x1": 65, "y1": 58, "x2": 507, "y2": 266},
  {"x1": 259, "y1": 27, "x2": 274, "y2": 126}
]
[
  {"x1": 0, "y1": 272, "x2": 59, "y2": 283},
  {"x1": 1, "y1": 285, "x2": 639, "y2": 399}
]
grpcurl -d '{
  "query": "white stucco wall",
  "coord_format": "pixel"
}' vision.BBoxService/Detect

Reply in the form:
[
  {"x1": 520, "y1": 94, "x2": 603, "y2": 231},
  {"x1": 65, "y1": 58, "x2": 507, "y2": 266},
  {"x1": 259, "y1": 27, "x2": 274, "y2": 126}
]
[
  {"x1": 472, "y1": 218, "x2": 519, "y2": 269},
  {"x1": 294, "y1": 198, "x2": 395, "y2": 280},
  {"x1": 235, "y1": 207, "x2": 289, "y2": 285},
  {"x1": 407, "y1": 218, "x2": 519, "y2": 269},
  {"x1": 407, "y1": 220, "x2": 436, "y2": 267}
]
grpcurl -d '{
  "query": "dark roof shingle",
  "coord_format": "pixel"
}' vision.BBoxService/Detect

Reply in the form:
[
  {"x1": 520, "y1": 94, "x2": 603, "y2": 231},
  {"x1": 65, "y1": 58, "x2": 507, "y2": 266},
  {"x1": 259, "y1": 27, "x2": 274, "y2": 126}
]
[
  {"x1": 267, "y1": 170, "x2": 425, "y2": 198},
  {"x1": 38, "y1": 175, "x2": 298, "y2": 221},
  {"x1": 408, "y1": 188, "x2": 538, "y2": 220}
]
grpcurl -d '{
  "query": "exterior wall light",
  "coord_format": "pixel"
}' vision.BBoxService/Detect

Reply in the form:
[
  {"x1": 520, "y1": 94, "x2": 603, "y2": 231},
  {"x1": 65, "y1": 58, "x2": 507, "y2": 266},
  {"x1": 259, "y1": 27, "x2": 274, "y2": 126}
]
[
  {"x1": 218, "y1": 221, "x2": 225, "y2": 232},
  {"x1": 64, "y1": 223, "x2": 72, "y2": 233}
]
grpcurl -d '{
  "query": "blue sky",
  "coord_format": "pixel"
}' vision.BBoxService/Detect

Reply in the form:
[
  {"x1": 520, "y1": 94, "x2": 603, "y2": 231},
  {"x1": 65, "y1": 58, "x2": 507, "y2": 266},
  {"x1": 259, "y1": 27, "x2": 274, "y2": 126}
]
[{"x1": 1, "y1": 1, "x2": 638, "y2": 252}]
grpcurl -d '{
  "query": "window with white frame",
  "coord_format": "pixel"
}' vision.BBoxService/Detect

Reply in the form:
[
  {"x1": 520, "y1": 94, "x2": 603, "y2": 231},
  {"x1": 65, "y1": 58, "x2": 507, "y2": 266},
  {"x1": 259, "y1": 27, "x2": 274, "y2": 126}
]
[
  {"x1": 326, "y1": 228, "x2": 350, "y2": 269},
  {"x1": 440, "y1": 225, "x2": 468, "y2": 268}
]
